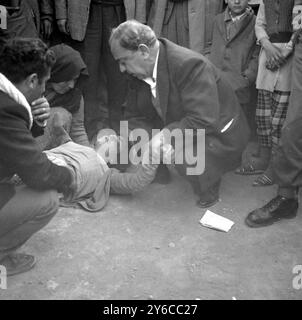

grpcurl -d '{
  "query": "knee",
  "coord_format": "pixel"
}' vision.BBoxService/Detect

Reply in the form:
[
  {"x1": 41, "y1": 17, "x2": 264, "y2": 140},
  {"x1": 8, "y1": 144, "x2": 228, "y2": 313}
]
[
  {"x1": 51, "y1": 107, "x2": 72, "y2": 131},
  {"x1": 34, "y1": 190, "x2": 59, "y2": 222}
]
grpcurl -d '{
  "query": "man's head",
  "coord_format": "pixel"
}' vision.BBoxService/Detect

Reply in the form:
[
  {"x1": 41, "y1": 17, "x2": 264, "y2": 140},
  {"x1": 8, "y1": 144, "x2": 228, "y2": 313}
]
[
  {"x1": 0, "y1": 38, "x2": 55, "y2": 103},
  {"x1": 225, "y1": 0, "x2": 249, "y2": 16},
  {"x1": 109, "y1": 20, "x2": 159, "y2": 80}
]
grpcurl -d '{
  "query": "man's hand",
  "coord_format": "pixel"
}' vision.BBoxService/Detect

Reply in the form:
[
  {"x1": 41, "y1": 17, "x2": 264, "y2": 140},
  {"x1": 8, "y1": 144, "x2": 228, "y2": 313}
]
[
  {"x1": 261, "y1": 38, "x2": 285, "y2": 67},
  {"x1": 265, "y1": 45, "x2": 294, "y2": 71},
  {"x1": 143, "y1": 131, "x2": 175, "y2": 165},
  {"x1": 293, "y1": 5, "x2": 302, "y2": 31},
  {"x1": 31, "y1": 97, "x2": 51, "y2": 125},
  {"x1": 41, "y1": 19, "x2": 53, "y2": 39},
  {"x1": 57, "y1": 19, "x2": 69, "y2": 34}
]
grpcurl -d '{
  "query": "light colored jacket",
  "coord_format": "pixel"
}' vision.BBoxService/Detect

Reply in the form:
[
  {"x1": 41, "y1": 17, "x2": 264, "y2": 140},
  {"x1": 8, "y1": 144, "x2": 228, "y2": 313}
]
[
  {"x1": 148, "y1": 0, "x2": 223, "y2": 54},
  {"x1": 55, "y1": 0, "x2": 147, "y2": 41}
]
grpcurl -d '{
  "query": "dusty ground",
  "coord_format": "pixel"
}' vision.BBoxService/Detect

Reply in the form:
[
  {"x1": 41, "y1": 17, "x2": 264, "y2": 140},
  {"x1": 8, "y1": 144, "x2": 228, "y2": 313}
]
[{"x1": 1, "y1": 143, "x2": 302, "y2": 300}]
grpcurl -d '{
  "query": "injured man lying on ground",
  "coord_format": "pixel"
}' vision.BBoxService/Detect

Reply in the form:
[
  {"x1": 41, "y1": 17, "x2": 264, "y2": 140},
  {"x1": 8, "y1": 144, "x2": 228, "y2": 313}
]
[{"x1": 41, "y1": 126, "x2": 174, "y2": 212}]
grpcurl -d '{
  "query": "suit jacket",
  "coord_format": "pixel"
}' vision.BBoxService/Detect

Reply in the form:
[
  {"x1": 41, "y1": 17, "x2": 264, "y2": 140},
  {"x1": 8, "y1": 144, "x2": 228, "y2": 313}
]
[
  {"x1": 54, "y1": 0, "x2": 146, "y2": 41},
  {"x1": 209, "y1": 8, "x2": 260, "y2": 104},
  {"x1": 39, "y1": 0, "x2": 55, "y2": 21},
  {"x1": 0, "y1": 91, "x2": 72, "y2": 210},
  {"x1": 125, "y1": 39, "x2": 250, "y2": 170},
  {"x1": 25, "y1": 0, "x2": 41, "y2": 33},
  {"x1": 148, "y1": 0, "x2": 224, "y2": 54},
  {"x1": 6, "y1": 0, "x2": 38, "y2": 38}
]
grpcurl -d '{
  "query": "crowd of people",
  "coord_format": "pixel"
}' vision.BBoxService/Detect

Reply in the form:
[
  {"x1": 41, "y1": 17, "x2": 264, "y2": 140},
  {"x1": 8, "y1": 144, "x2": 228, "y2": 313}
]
[{"x1": 0, "y1": 0, "x2": 301, "y2": 277}]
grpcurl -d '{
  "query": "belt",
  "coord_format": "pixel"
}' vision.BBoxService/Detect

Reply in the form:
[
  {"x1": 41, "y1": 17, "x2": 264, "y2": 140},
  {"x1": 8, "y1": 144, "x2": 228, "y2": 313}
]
[
  {"x1": 270, "y1": 32, "x2": 292, "y2": 43},
  {"x1": 91, "y1": 0, "x2": 124, "y2": 6}
]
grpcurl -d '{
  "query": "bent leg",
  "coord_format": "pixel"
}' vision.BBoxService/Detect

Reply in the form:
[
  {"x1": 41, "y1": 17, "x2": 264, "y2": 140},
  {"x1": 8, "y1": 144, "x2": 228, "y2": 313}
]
[
  {"x1": 0, "y1": 185, "x2": 59, "y2": 259},
  {"x1": 35, "y1": 107, "x2": 72, "y2": 150}
]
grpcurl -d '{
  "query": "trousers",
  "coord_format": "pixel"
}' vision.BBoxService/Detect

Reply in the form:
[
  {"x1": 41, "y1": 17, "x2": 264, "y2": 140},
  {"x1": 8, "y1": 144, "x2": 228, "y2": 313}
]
[
  {"x1": 0, "y1": 184, "x2": 59, "y2": 260},
  {"x1": 82, "y1": 3, "x2": 127, "y2": 138}
]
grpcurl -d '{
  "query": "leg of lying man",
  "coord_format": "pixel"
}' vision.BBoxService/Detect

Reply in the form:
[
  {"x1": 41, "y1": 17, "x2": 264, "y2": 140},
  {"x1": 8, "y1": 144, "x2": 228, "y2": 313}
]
[{"x1": 0, "y1": 184, "x2": 59, "y2": 276}]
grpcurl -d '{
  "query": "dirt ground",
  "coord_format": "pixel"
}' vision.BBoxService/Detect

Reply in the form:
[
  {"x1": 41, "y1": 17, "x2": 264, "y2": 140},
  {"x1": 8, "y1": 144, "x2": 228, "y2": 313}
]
[{"x1": 1, "y1": 143, "x2": 302, "y2": 300}]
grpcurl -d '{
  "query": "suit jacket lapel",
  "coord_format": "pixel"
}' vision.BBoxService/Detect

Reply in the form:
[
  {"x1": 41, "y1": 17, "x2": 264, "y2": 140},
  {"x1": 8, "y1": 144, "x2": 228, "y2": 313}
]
[
  {"x1": 157, "y1": 41, "x2": 169, "y2": 123},
  {"x1": 227, "y1": 13, "x2": 253, "y2": 43},
  {"x1": 217, "y1": 10, "x2": 253, "y2": 44},
  {"x1": 216, "y1": 14, "x2": 229, "y2": 43}
]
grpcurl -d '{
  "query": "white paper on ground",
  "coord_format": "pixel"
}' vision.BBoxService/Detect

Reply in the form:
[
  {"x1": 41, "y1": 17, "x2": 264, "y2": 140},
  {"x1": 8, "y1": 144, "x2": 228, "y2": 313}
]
[{"x1": 200, "y1": 210, "x2": 234, "y2": 232}]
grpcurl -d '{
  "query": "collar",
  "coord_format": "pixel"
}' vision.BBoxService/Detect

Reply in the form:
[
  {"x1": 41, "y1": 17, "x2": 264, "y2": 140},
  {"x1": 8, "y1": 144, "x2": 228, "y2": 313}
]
[
  {"x1": 225, "y1": 7, "x2": 251, "y2": 22},
  {"x1": 0, "y1": 73, "x2": 33, "y2": 129},
  {"x1": 143, "y1": 47, "x2": 160, "y2": 95}
]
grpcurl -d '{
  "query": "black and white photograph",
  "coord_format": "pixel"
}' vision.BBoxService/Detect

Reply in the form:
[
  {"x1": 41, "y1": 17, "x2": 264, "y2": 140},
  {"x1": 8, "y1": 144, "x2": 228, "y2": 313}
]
[{"x1": 0, "y1": 0, "x2": 302, "y2": 303}]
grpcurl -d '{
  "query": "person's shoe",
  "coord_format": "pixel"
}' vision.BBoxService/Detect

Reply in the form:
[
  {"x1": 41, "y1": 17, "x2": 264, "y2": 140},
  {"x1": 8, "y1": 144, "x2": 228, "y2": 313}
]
[
  {"x1": 152, "y1": 164, "x2": 171, "y2": 185},
  {"x1": 245, "y1": 195, "x2": 298, "y2": 228},
  {"x1": 197, "y1": 195, "x2": 219, "y2": 208},
  {"x1": 197, "y1": 181, "x2": 220, "y2": 208},
  {"x1": 0, "y1": 253, "x2": 36, "y2": 276}
]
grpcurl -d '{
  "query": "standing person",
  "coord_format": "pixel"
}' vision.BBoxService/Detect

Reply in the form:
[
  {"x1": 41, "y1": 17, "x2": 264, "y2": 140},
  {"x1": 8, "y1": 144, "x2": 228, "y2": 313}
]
[
  {"x1": 53, "y1": 0, "x2": 147, "y2": 139},
  {"x1": 39, "y1": 0, "x2": 55, "y2": 41},
  {"x1": 245, "y1": 0, "x2": 302, "y2": 227},
  {"x1": 109, "y1": 21, "x2": 250, "y2": 208},
  {"x1": 5, "y1": 0, "x2": 39, "y2": 38},
  {"x1": 0, "y1": 38, "x2": 75, "y2": 276},
  {"x1": 148, "y1": 0, "x2": 224, "y2": 54},
  {"x1": 236, "y1": 0, "x2": 295, "y2": 187},
  {"x1": 209, "y1": 0, "x2": 259, "y2": 125}
]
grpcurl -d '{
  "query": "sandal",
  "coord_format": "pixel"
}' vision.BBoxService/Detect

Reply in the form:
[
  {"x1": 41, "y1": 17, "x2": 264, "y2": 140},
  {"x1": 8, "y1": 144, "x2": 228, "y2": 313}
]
[
  {"x1": 253, "y1": 174, "x2": 274, "y2": 187},
  {"x1": 235, "y1": 164, "x2": 265, "y2": 175}
]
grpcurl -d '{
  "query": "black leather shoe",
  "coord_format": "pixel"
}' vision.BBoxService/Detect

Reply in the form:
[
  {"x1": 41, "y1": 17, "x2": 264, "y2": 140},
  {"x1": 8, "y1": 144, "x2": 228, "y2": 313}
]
[
  {"x1": 245, "y1": 195, "x2": 298, "y2": 228},
  {"x1": 197, "y1": 181, "x2": 220, "y2": 208},
  {"x1": 197, "y1": 196, "x2": 219, "y2": 208}
]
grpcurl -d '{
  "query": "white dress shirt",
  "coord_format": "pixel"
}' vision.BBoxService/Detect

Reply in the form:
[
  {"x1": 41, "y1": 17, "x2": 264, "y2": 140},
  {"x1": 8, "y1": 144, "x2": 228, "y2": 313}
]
[{"x1": 143, "y1": 48, "x2": 160, "y2": 98}]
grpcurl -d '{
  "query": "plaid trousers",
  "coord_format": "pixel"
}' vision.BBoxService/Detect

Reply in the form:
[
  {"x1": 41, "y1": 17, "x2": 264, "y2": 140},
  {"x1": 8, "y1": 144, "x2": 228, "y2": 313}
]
[{"x1": 256, "y1": 89, "x2": 290, "y2": 149}]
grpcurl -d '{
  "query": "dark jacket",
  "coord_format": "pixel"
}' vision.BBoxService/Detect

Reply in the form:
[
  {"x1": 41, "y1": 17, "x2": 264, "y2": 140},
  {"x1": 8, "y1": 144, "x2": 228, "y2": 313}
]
[
  {"x1": 6, "y1": 0, "x2": 39, "y2": 38},
  {"x1": 209, "y1": 8, "x2": 260, "y2": 104},
  {"x1": 125, "y1": 39, "x2": 250, "y2": 173},
  {"x1": 54, "y1": 0, "x2": 146, "y2": 41},
  {"x1": 0, "y1": 90, "x2": 72, "y2": 209}
]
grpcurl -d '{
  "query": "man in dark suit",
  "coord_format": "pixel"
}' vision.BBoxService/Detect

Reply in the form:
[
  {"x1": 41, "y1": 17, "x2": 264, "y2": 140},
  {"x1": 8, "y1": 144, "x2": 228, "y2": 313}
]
[
  {"x1": 0, "y1": 38, "x2": 75, "y2": 276},
  {"x1": 109, "y1": 20, "x2": 250, "y2": 208}
]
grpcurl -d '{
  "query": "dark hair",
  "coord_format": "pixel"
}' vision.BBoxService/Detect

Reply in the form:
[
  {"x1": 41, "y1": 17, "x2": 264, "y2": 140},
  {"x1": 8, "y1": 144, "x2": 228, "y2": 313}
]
[{"x1": 0, "y1": 37, "x2": 56, "y2": 84}]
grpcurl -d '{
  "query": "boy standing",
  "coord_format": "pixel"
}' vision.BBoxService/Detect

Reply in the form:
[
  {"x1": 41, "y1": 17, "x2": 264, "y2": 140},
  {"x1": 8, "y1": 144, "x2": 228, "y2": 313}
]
[{"x1": 209, "y1": 0, "x2": 259, "y2": 122}]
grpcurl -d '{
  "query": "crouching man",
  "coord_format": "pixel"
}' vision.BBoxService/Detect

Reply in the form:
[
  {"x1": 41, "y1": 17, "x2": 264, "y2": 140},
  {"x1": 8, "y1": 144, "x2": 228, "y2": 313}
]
[
  {"x1": 110, "y1": 20, "x2": 250, "y2": 208},
  {"x1": 0, "y1": 38, "x2": 75, "y2": 276}
]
